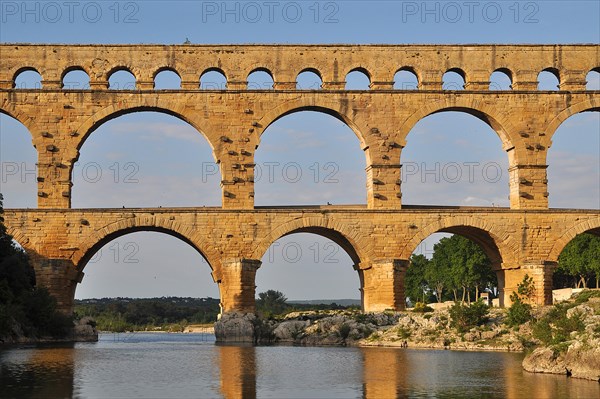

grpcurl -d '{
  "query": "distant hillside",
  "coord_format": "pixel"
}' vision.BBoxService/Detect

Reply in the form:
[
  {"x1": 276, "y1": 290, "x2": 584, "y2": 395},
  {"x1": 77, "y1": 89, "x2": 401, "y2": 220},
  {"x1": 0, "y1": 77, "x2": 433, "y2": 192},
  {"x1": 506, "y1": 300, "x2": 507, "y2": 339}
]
[{"x1": 288, "y1": 299, "x2": 361, "y2": 307}]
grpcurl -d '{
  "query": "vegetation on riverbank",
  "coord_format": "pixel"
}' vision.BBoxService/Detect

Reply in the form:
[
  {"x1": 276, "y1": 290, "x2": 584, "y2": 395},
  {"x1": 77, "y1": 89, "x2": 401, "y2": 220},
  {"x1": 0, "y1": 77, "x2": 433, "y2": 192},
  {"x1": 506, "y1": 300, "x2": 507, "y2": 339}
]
[
  {"x1": 74, "y1": 297, "x2": 221, "y2": 332},
  {"x1": 237, "y1": 285, "x2": 600, "y2": 380},
  {"x1": 74, "y1": 292, "x2": 354, "y2": 332}
]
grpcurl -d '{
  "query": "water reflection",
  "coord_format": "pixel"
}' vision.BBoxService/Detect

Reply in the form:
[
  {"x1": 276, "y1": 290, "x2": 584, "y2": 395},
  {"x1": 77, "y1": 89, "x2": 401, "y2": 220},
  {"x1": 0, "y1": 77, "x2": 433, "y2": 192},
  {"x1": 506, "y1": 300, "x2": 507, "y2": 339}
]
[
  {"x1": 217, "y1": 344, "x2": 256, "y2": 399},
  {"x1": 362, "y1": 348, "x2": 407, "y2": 398},
  {"x1": 0, "y1": 344, "x2": 75, "y2": 399},
  {"x1": 1, "y1": 335, "x2": 599, "y2": 398}
]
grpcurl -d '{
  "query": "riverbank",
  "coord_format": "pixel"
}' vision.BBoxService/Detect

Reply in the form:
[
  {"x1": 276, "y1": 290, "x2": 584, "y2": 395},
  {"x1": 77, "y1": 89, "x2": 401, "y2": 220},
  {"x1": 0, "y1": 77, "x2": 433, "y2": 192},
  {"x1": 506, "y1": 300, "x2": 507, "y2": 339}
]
[
  {"x1": 1, "y1": 317, "x2": 98, "y2": 346},
  {"x1": 216, "y1": 290, "x2": 600, "y2": 381}
]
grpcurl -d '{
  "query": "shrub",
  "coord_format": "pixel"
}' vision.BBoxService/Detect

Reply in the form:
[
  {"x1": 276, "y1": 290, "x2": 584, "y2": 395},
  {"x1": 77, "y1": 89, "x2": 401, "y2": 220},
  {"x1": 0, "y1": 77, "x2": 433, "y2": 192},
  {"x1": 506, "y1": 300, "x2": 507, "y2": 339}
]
[
  {"x1": 505, "y1": 298, "x2": 532, "y2": 327},
  {"x1": 338, "y1": 323, "x2": 351, "y2": 340},
  {"x1": 449, "y1": 300, "x2": 489, "y2": 333},
  {"x1": 412, "y1": 302, "x2": 434, "y2": 313},
  {"x1": 396, "y1": 326, "x2": 411, "y2": 339}
]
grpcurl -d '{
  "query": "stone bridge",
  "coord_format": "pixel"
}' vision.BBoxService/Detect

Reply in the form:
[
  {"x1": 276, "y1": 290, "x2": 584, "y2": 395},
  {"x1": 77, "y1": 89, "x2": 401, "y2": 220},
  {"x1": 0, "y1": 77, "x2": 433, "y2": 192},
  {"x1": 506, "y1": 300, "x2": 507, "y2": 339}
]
[{"x1": 1, "y1": 44, "x2": 599, "y2": 314}]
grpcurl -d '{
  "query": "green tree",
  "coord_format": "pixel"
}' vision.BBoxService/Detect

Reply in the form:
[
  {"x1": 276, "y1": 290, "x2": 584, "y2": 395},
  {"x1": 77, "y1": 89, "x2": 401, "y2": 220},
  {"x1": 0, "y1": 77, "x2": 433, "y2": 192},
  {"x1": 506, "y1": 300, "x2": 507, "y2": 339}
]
[
  {"x1": 506, "y1": 274, "x2": 534, "y2": 327},
  {"x1": 557, "y1": 233, "x2": 600, "y2": 288},
  {"x1": 405, "y1": 254, "x2": 429, "y2": 303},
  {"x1": 428, "y1": 235, "x2": 494, "y2": 303},
  {"x1": 256, "y1": 290, "x2": 288, "y2": 317}
]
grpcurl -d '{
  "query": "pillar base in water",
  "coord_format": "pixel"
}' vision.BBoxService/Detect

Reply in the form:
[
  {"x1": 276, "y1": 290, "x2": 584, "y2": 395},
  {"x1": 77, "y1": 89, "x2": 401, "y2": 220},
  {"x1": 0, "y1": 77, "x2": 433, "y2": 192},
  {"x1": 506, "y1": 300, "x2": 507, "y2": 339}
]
[{"x1": 214, "y1": 312, "x2": 256, "y2": 343}]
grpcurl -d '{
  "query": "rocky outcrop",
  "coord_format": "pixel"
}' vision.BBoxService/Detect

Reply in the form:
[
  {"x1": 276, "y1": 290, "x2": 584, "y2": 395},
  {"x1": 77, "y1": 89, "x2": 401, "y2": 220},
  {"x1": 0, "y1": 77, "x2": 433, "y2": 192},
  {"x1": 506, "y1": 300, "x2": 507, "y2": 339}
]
[
  {"x1": 214, "y1": 312, "x2": 256, "y2": 343},
  {"x1": 73, "y1": 317, "x2": 99, "y2": 342},
  {"x1": 522, "y1": 298, "x2": 600, "y2": 381}
]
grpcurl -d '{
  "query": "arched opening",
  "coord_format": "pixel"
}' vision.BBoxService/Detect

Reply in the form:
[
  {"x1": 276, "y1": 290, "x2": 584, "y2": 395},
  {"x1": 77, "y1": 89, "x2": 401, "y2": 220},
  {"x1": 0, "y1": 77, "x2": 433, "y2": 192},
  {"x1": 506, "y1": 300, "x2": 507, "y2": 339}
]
[
  {"x1": 200, "y1": 69, "x2": 227, "y2": 90},
  {"x1": 442, "y1": 69, "x2": 465, "y2": 90},
  {"x1": 0, "y1": 113, "x2": 37, "y2": 208},
  {"x1": 553, "y1": 230, "x2": 600, "y2": 290},
  {"x1": 62, "y1": 68, "x2": 90, "y2": 90},
  {"x1": 547, "y1": 111, "x2": 600, "y2": 209},
  {"x1": 154, "y1": 69, "x2": 181, "y2": 90},
  {"x1": 401, "y1": 111, "x2": 509, "y2": 207},
  {"x1": 586, "y1": 68, "x2": 600, "y2": 90},
  {"x1": 254, "y1": 110, "x2": 366, "y2": 206},
  {"x1": 296, "y1": 70, "x2": 322, "y2": 90},
  {"x1": 14, "y1": 68, "x2": 42, "y2": 89},
  {"x1": 75, "y1": 231, "x2": 220, "y2": 328},
  {"x1": 407, "y1": 230, "x2": 500, "y2": 306},
  {"x1": 256, "y1": 230, "x2": 362, "y2": 313},
  {"x1": 247, "y1": 69, "x2": 274, "y2": 90},
  {"x1": 345, "y1": 69, "x2": 370, "y2": 90},
  {"x1": 489, "y1": 69, "x2": 512, "y2": 90},
  {"x1": 394, "y1": 68, "x2": 418, "y2": 90},
  {"x1": 537, "y1": 68, "x2": 560, "y2": 91},
  {"x1": 108, "y1": 68, "x2": 136, "y2": 90},
  {"x1": 72, "y1": 111, "x2": 221, "y2": 208}
]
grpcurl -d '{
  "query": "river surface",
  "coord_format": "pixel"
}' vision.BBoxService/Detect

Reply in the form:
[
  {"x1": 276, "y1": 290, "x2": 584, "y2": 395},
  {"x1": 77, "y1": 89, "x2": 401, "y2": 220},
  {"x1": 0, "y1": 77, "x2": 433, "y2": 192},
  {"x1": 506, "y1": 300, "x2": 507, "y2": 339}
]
[{"x1": 1, "y1": 332, "x2": 599, "y2": 398}]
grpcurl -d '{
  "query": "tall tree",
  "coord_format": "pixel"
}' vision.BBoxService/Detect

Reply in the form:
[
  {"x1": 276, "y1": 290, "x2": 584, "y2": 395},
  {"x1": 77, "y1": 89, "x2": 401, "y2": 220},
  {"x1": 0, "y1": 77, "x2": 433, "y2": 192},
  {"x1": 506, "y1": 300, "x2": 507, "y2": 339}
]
[
  {"x1": 557, "y1": 233, "x2": 600, "y2": 288},
  {"x1": 428, "y1": 235, "x2": 494, "y2": 303},
  {"x1": 405, "y1": 254, "x2": 429, "y2": 303}
]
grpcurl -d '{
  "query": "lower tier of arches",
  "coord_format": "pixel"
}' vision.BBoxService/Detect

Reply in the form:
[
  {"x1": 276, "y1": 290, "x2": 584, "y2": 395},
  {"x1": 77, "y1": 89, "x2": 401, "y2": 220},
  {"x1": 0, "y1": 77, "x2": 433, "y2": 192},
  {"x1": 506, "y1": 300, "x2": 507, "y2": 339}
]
[{"x1": 3, "y1": 207, "x2": 599, "y2": 315}]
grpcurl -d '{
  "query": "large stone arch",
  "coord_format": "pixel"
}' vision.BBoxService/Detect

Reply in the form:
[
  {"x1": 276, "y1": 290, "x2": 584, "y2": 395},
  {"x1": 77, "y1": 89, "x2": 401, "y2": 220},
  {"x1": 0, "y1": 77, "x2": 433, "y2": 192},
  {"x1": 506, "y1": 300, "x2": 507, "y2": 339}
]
[
  {"x1": 73, "y1": 100, "x2": 218, "y2": 159},
  {"x1": 0, "y1": 107, "x2": 41, "y2": 144},
  {"x1": 547, "y1": 218, "x2": 600, "y2": 262},
  {"x1": 74, "y1": 216, "x2": 221, "y2": 280},
  {"x1": 397, "y1": 98, "x2": 517, "y2": 153},
  {"x1": 544, "y1": 99, "x2": 600, "y2": 145},
  {"x1": 400, "y1": 215, "x2": 520, "y2": 269},
  {"x1": 250, "y1": 216, "x2": 373, "y2": 268},
  {"x1": 256, "y1": 98, "x2": 371, "y2": 162}
]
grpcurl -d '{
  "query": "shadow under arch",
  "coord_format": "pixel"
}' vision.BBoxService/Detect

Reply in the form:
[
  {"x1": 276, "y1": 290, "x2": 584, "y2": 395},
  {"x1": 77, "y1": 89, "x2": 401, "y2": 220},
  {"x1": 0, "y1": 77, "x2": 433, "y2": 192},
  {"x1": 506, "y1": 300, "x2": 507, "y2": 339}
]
[
  {"x1": 73, "y1": 104, "x2": 218, "y2": 160},
  {"x1": 257, "y1": 102, "x2": 369, "y2": 156},
  {"x1": 547, "y1": 221, "x2": 600, "y2": 262},
  {"x1": 398, "y1": 103, "x2": 516, "y2": 152}
]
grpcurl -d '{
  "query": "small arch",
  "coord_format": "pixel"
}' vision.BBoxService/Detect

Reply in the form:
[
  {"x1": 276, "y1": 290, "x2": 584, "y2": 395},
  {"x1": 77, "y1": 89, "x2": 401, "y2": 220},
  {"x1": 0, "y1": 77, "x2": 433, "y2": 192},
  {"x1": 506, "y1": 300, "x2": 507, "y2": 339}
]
[
  {"x1": 154, "y1": 68, "x2": 181, "y2": 89},
  {"x1": 538, "y1": 68, "x2": 560, "y2": 91},
  {"x1": 489, "y1": 68, "x2": 512, "y2": 91},
  {"x1": 247, "y1": 68, "x2": 274, "y2": 90},
  {"x1": 394, "y1": 68, "x2": 419, "y2": 90},
  {"x1": 200, "y1": 68, "x2": 227, "y2": 90},
  {"x1": 586, "y1": 68, "x2": 600, "y2": 90},
  {"x1": 62, "y1": 67, "x2": 90, "y2": 90},
  {"x1": 108, "y1": 67, "x2": 136, "y2": 90},
  {"x1": 14, "y1": 68, "x2": 42, "y2": 89},
  {"x1": 345, "y1": 68, "x2": 371, "y2": 90},
  {"x1": 296, "y1": 69, "x2": 322, "y2": 90}
]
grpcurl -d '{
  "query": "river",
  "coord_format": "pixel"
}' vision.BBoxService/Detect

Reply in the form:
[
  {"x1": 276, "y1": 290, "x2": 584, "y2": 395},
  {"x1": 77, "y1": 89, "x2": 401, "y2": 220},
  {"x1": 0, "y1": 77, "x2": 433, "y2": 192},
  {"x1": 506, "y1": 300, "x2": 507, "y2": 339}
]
[{"x1": 1, "y1": 333, "x2": 598, "y2": 398}]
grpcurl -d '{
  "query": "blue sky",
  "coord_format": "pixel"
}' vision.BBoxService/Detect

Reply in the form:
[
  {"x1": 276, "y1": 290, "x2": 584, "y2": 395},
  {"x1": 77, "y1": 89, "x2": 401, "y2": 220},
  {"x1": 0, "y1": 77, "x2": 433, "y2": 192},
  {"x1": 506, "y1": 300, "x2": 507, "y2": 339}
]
[{"x1": 0, "y1": 1, "x2": 599, "y2": 301}]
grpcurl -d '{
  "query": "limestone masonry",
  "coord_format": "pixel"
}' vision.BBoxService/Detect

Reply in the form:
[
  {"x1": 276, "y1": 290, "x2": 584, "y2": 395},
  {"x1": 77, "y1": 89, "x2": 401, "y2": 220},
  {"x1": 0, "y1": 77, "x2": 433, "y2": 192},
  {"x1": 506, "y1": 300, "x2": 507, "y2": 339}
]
[{"x1": 1, "y1": 44, "x2": 598, "y2": 314}]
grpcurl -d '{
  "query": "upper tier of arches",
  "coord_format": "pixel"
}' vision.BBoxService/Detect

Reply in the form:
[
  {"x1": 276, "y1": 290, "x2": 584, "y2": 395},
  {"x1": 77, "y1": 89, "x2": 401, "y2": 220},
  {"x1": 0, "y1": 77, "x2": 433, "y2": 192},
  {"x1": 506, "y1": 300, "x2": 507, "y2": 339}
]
[{"x1": 3, "y1": 44, "x2": 598, "y2": 91}]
